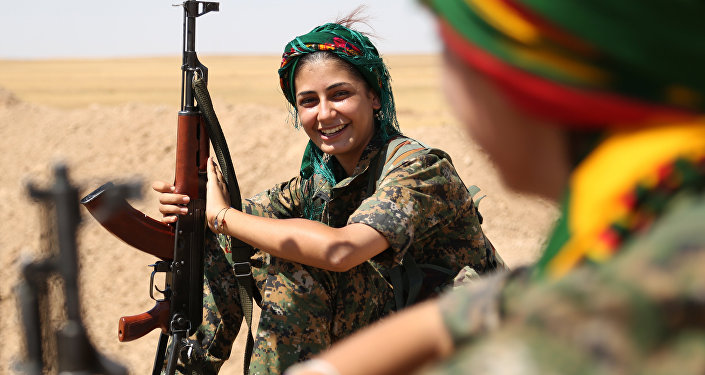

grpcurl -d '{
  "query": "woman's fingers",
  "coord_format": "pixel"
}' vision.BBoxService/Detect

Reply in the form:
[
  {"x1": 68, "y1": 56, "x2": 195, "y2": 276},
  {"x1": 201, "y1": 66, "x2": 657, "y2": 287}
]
[
  {"x1": 159, "y1": 192, "x2": 190, "y2": 206},
  {"x1": 158, "y1": 195, "x2": 189, "y2": 211},
  {"x1": 207, "y1": 157, "x2": 224, "y2": 184},
  {"x1": 153, "y1": 157, "x2": 230, "y2": 229},
  {"x1": 215, "y1": 161, "x2": 224, "y2": 183},
  {"x1": 152, "y1": 180, "x2": 190, "y2": 222},
  {"x1": 208, "y1": 157, "x2": 229, "y2": 194},
  {"x1": 161, "y1": 214, "x2": 179, "y2": 224},
  {"x1": 205, "y1": 157, "x2": 231, "y2": 229},
  {"x1": 152, "y1": 180, "x2": 175, "y2": 193},
  {"x1": 158, "y1": 196, "x2": 189, "y2": 223}
]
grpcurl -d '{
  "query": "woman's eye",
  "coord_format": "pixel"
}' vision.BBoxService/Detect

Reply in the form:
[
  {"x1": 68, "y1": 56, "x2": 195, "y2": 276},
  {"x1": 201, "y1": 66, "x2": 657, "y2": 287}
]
[
  {"x1": 298, "y1": 97, "x2": 316, "y2": 106},
  {"x1": 333, "y1": 90, "x2": 350, "y2": 99}
]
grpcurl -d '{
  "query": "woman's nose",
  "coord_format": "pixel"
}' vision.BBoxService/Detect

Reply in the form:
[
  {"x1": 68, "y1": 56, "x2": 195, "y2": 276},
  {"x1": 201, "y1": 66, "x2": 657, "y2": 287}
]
[{"x1": 317, "y1": 99, "x2": 336, "y2": 122}]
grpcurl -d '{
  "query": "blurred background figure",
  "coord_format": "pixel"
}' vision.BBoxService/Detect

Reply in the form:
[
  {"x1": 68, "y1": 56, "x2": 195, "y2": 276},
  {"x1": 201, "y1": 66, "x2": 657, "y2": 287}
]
[{"x1": 285, "y1": 0, "x2": 705, "y2": 374}]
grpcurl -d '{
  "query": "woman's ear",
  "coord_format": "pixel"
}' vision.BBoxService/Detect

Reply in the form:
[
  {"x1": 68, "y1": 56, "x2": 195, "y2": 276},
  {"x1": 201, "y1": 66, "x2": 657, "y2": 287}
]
[{"x1": 371, "y1": 92, "x2": 381, "y2": 110}]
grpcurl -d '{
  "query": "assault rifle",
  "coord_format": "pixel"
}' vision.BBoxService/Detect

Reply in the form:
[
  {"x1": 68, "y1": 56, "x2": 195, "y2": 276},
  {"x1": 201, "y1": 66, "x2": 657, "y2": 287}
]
[
  {"x1": 18, "y1": 163, "x2": 129, "y2": 375},
  {"x1": 81, "y1": 2, "x2": 257, "y2": 374}
]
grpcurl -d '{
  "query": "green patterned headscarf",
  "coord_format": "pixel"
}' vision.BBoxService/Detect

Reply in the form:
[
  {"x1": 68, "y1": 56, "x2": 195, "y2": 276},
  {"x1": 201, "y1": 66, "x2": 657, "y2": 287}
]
[{"x1": 278, "y1": 22, "x2": 400, "y2": 219}]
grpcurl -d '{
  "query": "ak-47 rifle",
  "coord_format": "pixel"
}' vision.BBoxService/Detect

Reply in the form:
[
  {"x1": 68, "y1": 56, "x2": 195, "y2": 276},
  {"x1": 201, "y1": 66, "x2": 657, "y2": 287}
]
[
  {"x1": 81, "y1": 2, "x2": 257, "y2": 374},
  {"x1": 18, "y1": 163, "x2": 129, "y2": 375}
]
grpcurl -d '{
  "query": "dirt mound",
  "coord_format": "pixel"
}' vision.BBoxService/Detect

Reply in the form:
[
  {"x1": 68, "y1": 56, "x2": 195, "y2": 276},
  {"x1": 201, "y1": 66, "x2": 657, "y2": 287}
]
[{"x1": 0, "y1": 87, "x2": 20, "y2": 107}]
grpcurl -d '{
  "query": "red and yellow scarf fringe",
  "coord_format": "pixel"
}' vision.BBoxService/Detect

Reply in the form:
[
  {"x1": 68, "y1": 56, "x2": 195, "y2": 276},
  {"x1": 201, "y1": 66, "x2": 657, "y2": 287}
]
[{"x1": 537, "y1": 121, "x2": 705, "y2": 279}]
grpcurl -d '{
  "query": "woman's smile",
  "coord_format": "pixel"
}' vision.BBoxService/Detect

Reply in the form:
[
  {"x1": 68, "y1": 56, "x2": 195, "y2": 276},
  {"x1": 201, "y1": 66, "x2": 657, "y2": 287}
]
[{"x1": 319, "y1": 123, "x2": 349, "y2": 138}]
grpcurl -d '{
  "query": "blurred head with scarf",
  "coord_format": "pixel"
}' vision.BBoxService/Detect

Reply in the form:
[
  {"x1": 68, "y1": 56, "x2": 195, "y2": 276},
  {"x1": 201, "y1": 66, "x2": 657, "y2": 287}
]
[{"x1": 423, "y1": 0, "x2": 705, "y2": 278}]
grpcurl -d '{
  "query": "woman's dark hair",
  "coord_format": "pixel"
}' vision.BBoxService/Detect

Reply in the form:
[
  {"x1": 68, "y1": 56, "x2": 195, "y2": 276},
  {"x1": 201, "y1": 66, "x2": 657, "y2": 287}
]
[{"x1": 335, "y1": 5, "x2": 375, "y2": 36}]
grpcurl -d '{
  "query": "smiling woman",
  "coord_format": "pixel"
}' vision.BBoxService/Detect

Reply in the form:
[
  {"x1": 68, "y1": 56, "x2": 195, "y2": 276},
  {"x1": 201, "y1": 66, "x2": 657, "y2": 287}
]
[
  {"x1": 293, "y1": 57, "x2": 380, "y2": 175},
  {"x1": 153, "y1": 12, "x2": 506, "y2": 375}
]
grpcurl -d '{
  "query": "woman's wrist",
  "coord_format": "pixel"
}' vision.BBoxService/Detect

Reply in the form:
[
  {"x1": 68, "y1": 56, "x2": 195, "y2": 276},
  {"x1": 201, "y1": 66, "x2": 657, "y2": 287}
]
[{"x1": 213, "y1": 206, "x2": 231, "y2": 233}]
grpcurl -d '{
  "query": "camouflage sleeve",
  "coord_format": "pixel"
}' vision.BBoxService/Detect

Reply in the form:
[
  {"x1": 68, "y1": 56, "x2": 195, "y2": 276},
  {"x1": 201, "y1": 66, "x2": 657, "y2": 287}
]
[
  {"x1": 438, "y1": 270, "x2": 511, "y2": 345},
  {"x1": 242, "y1": 175, "x2": 303, "y2": 219},
  {"x1": 348, "y1": 150, "x2": 469, "y2": 264},
  {"x1": 424, "y1": 197, "x2": 705, "y2": 375}
]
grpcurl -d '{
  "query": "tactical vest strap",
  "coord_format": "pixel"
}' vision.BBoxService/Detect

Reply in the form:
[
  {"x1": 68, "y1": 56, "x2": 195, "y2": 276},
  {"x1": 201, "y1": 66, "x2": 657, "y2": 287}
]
[{"x1": 370, "y1": 136, "x2": 447, "y2": 310}]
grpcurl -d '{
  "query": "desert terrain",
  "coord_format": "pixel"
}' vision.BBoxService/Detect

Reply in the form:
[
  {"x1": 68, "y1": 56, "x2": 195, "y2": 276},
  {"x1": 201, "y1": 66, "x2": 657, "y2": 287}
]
[{"x1": 0, "y1": 54, "x2": 557, "y2": 374}]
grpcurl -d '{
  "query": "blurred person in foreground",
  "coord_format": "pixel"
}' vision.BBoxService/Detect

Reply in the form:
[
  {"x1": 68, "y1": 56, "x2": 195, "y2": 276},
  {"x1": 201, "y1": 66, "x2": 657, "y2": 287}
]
[
  {"x1": 285, "y1": 1, "x2": 705, "y2": 374},
  {"x1": 154, "y1": 10, "x2": 505, "y2": 375}
]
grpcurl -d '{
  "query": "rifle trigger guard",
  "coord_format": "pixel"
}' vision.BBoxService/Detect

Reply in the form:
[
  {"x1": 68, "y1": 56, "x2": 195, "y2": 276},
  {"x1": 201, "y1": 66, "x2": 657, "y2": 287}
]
[
  {"x1": 149, "y1": 261, "x2": 171, "y2": 301},
  {"x1": 149, "y1": 269, "x2": 160, "y2": 301}
]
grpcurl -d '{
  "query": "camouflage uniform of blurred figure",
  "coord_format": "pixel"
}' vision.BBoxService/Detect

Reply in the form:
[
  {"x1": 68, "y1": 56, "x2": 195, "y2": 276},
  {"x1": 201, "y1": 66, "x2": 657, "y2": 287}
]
[
  {"x1": 183, "y1": 133, "x2": 505, "y2": 375},
  {"x1": 424, "y1": 187, "x2": 705, "y2": 375}
]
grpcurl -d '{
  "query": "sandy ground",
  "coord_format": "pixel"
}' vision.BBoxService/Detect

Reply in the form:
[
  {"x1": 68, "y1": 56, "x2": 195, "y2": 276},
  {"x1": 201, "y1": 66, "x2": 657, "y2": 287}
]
[{"x1": 0, "y1": 55, "x2": 557, "y2": 374}]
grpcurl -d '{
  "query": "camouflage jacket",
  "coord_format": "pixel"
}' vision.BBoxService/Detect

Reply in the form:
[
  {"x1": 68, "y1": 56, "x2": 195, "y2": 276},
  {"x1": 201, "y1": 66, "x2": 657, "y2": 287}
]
[
  {"x1": 243, "y1": 134, "x2": 504, "y2": 296},
  {"x1": 423, "y1": 190, "x2": 705, "y2": 375}
]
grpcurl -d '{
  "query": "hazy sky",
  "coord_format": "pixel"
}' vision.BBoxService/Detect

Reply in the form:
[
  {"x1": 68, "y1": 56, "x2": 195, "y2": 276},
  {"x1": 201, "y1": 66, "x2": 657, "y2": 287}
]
[{"x1": 1, "y1": 1, "x2": 441, "y2": 59}]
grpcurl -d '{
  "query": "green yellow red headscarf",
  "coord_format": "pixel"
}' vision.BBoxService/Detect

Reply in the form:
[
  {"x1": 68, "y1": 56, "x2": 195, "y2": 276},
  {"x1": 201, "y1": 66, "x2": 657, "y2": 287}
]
[{"x1": 424, "y1": 0, "x2": 705, "y2": 128}]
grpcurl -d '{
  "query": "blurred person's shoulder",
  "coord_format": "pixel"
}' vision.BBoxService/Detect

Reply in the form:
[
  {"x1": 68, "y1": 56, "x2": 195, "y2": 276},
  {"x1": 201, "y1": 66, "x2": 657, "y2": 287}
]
[{"x1": 424, "y1": 192, "x2": 705, "y2": 375}]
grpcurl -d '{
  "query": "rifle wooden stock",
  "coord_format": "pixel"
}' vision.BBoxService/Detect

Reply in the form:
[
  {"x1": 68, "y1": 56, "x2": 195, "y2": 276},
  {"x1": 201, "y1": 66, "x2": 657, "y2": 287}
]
[
  {"x1": 81, "y1": 184, "x2": 174, "y2": 260},
  {"x1": 118, "y1": 300, "x2": 170, "y2": 342}
]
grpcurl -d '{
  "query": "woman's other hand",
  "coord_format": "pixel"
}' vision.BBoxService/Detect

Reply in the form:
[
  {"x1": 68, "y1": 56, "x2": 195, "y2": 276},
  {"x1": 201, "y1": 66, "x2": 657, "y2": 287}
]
[
  {"x1": 152, "y1": 180, "x2": 190, "y2": 224},
  {"x1": 206, "y1": 156, "x2": 231, "y2": 232}
]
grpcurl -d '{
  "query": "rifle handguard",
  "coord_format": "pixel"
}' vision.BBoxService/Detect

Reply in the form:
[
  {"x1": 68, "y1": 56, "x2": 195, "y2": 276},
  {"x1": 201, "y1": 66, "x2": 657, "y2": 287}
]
[{"x1": 118, "y1": 300, "x2": 171, "y2": 342}]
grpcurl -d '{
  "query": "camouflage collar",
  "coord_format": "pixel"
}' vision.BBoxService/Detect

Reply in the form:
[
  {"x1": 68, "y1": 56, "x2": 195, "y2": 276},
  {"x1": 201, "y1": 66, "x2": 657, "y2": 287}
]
[{"x1": 334, "y1": 134, "x2": 388, "y2": 189}]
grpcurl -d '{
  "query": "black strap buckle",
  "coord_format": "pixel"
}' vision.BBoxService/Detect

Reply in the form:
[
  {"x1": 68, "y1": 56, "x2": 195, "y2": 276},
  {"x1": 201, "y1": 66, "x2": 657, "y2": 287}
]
[{"x1": 233, "y1": 262, "x2": 251, "y2": 277}]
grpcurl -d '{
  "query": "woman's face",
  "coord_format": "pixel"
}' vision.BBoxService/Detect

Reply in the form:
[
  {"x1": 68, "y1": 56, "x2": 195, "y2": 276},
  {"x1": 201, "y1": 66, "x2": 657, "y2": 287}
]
[
  {"x1": 441, "y1": 50, "x2": 569, "y2": 200},
  {"x1": 294, "y1": 57, "x2": 381, "y2": 174}
]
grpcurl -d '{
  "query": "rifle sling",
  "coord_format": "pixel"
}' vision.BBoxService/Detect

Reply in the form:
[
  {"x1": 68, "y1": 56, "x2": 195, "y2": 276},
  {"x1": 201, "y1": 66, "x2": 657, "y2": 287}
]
[
  {"x1": 193, "y1": 77, "x2": 257, "y2": 375},
  {"x1": 370, "y1": 137, "x2": 459, "y2": 310}
]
